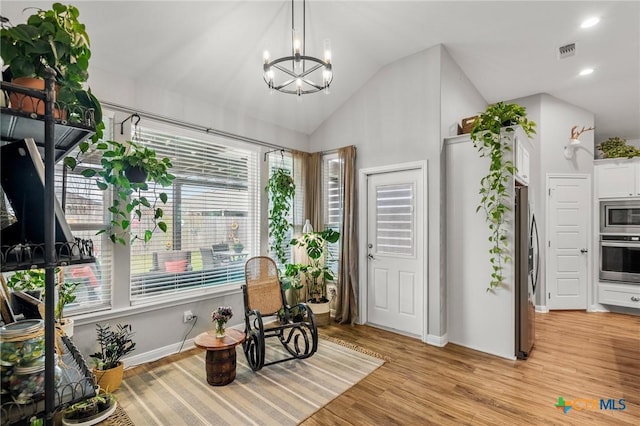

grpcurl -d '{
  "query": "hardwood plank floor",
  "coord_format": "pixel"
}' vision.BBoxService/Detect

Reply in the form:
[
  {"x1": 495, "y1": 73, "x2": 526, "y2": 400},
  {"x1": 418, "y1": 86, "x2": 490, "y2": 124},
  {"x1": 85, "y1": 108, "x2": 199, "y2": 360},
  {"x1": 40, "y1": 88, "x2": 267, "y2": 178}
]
[
  {"x1": 304, "y1": 311, "x2": 640, "y2": 426},
  {"x1": 124, "y1": 311, "x2": 638, "y2": 425}
]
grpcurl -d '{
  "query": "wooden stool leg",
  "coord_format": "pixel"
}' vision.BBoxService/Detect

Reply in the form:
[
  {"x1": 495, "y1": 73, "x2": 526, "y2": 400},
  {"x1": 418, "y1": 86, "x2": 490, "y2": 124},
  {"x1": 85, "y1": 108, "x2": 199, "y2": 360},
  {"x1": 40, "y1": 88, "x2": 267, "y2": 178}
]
[{"x1": 205, "y1": 348, "x2": 237, "y2": 386}]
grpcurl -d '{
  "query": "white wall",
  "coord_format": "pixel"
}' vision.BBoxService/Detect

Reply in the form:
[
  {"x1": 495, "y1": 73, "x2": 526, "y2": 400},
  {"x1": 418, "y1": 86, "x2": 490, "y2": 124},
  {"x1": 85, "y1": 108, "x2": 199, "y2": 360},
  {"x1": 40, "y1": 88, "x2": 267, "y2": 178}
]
[
  {"x1": 89, "y1": 67, "x2": 310, "y2": 151},
  {"x1": 310, "y1": 44, "x2": 486, "y2": 341},
  {"x1": 510, "y1": 93, "x2": 595, "y2": 308}
]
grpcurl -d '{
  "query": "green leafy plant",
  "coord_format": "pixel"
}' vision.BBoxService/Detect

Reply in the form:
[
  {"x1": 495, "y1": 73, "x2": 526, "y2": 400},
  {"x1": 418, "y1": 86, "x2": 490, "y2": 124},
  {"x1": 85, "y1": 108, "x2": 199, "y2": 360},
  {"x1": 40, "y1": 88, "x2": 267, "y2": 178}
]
[
  {"x1": 65, "y1": 139, "x2": 175, "y2": 245},
  {"x1": 0, "y1": 3, "x2": 103, "y2": 137},
  {"x1": 596, "y1": 137, "x2": 640, "y2": 159},
  {"x1": 90, "y1": 323, "x2": 136, "y2": 370},
  {"x1": 6, "y1": 269, "x2": 46, "y2": 294},
  {"x1": 289, "y1": 229, "x2": 340, "y2": 303},
  {"x1": 470, "y1": 102, "x2": 536, "y2": 290},
  {"x1": 62, "y1": 390, "x2": 115, "y2": 421},
  {"x1": 266, "y1": 168, "x2": 296, "y2": 265},
  {"x1": 55, "y1": 280, "x2": 77, "y2": 321}
]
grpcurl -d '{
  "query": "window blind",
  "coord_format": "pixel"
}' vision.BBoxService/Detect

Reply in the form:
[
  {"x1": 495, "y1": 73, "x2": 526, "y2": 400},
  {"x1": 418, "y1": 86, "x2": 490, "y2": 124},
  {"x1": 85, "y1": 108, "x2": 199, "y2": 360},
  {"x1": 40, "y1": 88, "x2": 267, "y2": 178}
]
[
  {"x1": 375, "y1": 183, "x2": 414, "y2": 256},
  {"x1": 129, "y1": 126, "x2": 259, "y2": 301},
  {"x1": 323, "y1": 154, "x2": 342, "y2": 275},
  {"x1": 54, "y1": 120, "x2": 114, "y2": 314}
]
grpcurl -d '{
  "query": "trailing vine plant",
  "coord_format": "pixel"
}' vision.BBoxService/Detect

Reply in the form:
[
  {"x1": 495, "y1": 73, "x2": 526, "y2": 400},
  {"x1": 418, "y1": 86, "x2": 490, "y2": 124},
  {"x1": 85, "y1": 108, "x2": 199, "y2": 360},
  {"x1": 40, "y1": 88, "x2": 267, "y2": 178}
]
[
  {"x1": 470, "y1": 102, "x2": 536, "y2": 291},
  {"x1": 266, "y1": 167, "x2": 296, "y2": 265}
]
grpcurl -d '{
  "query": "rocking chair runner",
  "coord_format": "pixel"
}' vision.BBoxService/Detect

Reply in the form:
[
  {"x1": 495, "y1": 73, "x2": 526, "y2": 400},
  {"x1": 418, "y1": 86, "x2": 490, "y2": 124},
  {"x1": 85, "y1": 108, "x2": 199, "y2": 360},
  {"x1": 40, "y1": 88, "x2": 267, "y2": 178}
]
[{"x1": 242, "y1": 256, "x2": 318, "y2": 371}]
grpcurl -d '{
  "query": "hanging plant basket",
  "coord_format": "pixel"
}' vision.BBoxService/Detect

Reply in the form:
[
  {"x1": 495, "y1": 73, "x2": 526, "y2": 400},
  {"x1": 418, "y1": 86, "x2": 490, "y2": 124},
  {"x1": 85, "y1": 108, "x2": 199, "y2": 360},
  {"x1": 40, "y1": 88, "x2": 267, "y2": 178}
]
[{"x1": 124, "y1": 165, "x2": 148, "y2": 183}]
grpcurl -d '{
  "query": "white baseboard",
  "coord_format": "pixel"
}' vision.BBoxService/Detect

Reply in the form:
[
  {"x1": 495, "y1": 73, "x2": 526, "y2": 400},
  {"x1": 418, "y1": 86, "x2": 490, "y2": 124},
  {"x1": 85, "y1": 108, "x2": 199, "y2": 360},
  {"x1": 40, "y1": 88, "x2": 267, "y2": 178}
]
[
  {"x1": 588, "y1": 304, "x2": 609, "y2": 313},
  {"x1": 123, "y1": 338, "x2": 196, "y2": 368},
  {"x1": 426, "y1": 333, "x2": 448, "y2": 347},
  {"x1": 535, "y1": 305, "x2": 549, "y2": 313}
]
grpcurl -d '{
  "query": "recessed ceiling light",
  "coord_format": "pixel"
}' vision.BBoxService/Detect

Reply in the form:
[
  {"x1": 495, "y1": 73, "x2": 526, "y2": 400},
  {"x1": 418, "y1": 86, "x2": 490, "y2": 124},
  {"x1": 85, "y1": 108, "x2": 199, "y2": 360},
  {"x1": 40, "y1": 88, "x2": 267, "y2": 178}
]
[
  {"x1": 579, "y1": 68, "x2": 594, "y2": 76},
  {"x1": 581, "y1": 17, "x2": 600, "y2": 28}
]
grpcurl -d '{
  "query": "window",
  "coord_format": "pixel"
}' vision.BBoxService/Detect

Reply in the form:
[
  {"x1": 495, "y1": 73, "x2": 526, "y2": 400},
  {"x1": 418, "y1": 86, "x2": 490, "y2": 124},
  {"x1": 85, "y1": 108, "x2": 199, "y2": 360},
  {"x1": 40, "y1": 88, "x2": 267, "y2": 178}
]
[
  {"x1": 54, "y1": 118, "x2": 115, "y2": 314},
  {"x1": 128, "y1": 125, "x2": 259, "y2": 302},
  {"x1": 323, "y1": 154, "x2": 342, "y2": 275},
  {"x1": 375, "y1": 183, "x2": 414, "y2": 256}
]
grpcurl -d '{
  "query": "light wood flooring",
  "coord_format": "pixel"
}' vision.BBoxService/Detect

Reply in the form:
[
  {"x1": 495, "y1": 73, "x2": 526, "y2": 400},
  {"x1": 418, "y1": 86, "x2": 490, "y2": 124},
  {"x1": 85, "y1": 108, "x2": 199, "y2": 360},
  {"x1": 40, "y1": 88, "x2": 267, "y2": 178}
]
[{"x1": 304, "y1": 311, "x2": 640, "y2": 426}]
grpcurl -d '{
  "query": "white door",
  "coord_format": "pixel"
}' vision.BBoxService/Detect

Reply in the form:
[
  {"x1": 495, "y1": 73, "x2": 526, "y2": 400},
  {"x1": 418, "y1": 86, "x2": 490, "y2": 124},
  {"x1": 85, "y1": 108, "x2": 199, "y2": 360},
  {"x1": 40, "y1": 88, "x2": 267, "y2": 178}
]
[
  {"x1": 366, "y1": 168, "x2": 424, "y2": 335},
  {"x1": 547, "y1": 176, "x2": 590, "y2": 309}
]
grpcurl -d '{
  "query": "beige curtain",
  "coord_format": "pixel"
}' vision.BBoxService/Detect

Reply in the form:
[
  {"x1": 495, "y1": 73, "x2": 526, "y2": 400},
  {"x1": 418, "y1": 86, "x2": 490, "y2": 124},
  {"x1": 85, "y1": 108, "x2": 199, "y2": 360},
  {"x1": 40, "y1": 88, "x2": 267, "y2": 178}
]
[
  {"x1": 335, "y1": 145, "x2": 358, "y2": 324},
  {"x1": 304, "y1": 152, "x2": 323, "y2": 231}
]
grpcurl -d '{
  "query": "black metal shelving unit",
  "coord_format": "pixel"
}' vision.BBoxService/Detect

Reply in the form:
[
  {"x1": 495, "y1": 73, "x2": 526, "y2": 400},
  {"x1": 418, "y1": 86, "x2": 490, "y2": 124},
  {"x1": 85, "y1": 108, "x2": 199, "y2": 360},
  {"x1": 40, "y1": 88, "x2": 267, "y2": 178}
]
[{"x1": 1, "y1": 72, "x2": 97, "y2": 425}]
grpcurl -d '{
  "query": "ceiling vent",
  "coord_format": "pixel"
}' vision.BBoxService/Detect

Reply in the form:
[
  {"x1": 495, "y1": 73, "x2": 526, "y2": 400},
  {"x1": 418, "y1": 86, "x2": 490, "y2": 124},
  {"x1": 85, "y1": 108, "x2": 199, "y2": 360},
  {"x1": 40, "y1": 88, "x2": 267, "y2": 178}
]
[{"x1": 558, "y1": 42, "x2": 576, "y2": 59}]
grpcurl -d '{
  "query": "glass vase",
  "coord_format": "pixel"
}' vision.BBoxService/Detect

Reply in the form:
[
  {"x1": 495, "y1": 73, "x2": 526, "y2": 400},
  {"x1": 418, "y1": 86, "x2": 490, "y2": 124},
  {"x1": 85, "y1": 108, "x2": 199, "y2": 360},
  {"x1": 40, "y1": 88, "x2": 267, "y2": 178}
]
[{"x1": 215, "y1": 323, "x2": 226, "y2": 338}]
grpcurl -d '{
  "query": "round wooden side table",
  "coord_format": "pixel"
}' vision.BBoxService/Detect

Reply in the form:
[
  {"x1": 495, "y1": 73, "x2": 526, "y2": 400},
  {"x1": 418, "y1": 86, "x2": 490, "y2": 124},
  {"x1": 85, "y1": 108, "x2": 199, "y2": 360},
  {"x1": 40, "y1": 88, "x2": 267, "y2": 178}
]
[{"x1": 194, "y1": 328, "x2": 246, "y2": 386}]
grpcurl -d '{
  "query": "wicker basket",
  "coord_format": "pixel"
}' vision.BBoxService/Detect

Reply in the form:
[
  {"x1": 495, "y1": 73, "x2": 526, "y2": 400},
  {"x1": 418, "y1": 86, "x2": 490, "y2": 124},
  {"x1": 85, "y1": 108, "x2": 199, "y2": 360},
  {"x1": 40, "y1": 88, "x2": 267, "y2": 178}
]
[{"x1": 460, "y1": 116, "x2": 478, "y2": 134}]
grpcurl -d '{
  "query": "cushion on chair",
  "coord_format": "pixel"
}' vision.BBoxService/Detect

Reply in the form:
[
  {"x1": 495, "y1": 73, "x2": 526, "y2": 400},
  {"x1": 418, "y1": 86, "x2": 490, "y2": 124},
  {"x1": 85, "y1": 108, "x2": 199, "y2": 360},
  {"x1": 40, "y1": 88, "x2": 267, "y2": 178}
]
[{"x1": 165, "y1": 259, "x2": 188, "y2": 272}]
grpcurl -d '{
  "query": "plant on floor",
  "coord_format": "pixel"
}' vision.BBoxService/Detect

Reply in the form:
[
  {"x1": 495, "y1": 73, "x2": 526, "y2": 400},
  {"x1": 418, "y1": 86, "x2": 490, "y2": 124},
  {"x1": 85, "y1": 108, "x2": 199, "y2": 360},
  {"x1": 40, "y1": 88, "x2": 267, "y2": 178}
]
[
  {"x1": 266, "y1": 167, "x2": 296, "y2": 265},
  {"x1": 288, "y1": 228, "x2": 340, "y2": 303},
  {"x1": 64, "y1": 139, "x2": 175, "y2": 245},
  {"x1": 470, "y1": 102, "x2": 536, "y2": 291},
  {"x1": 596, "y1": 136, "x2": 640, "y2": 159},
  {"x1": 90, "y1": 323, "x2": 136, "y2": 371}
]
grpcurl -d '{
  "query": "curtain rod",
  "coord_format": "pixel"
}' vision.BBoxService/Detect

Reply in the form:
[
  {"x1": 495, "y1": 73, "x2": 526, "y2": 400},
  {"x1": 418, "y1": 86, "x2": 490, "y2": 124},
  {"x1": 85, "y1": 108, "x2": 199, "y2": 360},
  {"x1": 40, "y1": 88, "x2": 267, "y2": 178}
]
[
  {"x1": 101, "y1": 101, "x2": 346, "y2": 157},
  {"x1": 101, "y1": 101, "x2": 291, "y2": 151}
]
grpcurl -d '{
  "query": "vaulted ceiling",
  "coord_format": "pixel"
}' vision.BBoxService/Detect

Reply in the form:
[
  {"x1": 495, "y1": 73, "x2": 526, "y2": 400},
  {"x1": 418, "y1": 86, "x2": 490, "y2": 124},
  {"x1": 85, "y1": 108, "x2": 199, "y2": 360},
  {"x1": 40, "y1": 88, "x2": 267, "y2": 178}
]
[{"x1": 2, "y1": 1, "x2": 639, "y2": 143}]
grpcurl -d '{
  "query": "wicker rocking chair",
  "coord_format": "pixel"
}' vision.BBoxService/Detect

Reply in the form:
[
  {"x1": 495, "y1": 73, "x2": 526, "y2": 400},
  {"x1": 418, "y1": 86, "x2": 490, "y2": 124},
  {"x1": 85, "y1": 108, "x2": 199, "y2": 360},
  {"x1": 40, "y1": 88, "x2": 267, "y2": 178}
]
[{"x1": 242, "y1": 256, "x2": 318, "y2": 371}]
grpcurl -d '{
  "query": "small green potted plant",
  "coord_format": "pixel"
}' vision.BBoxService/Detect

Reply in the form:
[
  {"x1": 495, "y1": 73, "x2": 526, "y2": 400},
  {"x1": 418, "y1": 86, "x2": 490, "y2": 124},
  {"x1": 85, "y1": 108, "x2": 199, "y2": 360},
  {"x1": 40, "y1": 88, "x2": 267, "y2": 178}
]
[
  {"x1": 65, "y1": 139, "x2": 175, "y2": 245},
  {"x1": 55, "y1": 270, "x2": 78, "y2": 337},
  {"x1": 596, "y1": 137, "x2": 640, "y2": 159},
  {"x1": 0, "y1": 3, "x2": 102, "y2": 133},
  {"x1": 288, "y1": 228, "x2": 340, "y2": 325},
  {"x1": 90, "y1": 323, "x2": 136, "y2": 392},
  {"x1": 61, "y1": 389, "x2": 117, "y2": 426},
  {"x1": 6, "y1": 269, "x2": 46, "y2": 300}
]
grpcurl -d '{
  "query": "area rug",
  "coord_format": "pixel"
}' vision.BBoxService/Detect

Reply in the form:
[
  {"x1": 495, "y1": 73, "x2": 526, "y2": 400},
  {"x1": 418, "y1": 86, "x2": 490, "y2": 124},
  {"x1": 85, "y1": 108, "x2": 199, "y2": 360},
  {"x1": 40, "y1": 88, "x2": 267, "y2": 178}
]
[{"x1": 117, "y1": 338, "x2": 384, "y2": 425}]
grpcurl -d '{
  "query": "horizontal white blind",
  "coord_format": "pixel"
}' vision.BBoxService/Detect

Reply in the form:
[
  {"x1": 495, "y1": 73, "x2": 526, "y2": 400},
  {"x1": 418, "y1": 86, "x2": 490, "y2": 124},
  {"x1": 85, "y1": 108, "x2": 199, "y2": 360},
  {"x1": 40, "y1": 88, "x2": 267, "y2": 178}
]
[
  {"x1": 129, "y1": 126, "x2": 259, "y2": 301},
  {"x1": 54, "y1": 121, "x2": 114, "y2": 313},
  {"x1": 323, "y1": 155, "x2": 341, "y2": 275},
  {"x1": 375, "y1": 183, "x2": 414, "y2": 256}
]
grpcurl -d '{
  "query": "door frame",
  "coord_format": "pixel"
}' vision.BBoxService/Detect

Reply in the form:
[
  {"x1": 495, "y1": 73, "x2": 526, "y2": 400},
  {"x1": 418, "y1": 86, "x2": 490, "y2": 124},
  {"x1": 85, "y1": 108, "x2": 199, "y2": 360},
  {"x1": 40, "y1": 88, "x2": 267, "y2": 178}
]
[
  {"x1": 358, "y1": 161, "x2": 428, "y2": 341},
  {"x1": 545, "y1": 173, "x2": 592, "y2": 310}
]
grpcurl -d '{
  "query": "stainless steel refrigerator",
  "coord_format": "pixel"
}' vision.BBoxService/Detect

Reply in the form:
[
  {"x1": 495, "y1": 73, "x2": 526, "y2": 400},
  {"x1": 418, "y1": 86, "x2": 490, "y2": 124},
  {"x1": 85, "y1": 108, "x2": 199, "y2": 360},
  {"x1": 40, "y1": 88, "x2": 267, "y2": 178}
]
[{"x1": 515, "y1": 185, "x2": 538, "y2": 359}]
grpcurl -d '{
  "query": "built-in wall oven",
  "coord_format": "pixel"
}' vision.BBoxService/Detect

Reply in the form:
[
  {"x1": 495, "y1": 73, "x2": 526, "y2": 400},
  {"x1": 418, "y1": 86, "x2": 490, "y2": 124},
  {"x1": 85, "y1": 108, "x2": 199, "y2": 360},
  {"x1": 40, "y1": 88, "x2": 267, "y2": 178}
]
[
  {"x1": 600, "y1": 235, "x2": 640, "y2": 283},
  {"x1": 600, "y1": 200, "x2": 640, "y2": 233}
]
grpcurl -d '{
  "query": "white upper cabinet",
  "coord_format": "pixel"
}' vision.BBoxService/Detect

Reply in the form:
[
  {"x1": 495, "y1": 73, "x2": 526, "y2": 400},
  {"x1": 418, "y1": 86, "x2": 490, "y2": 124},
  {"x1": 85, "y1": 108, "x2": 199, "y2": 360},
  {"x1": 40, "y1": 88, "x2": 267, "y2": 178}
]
[
  {"x1": 595, "y1": 158, "x2": 640, "y2": 198},
  {"x1": 514, "y1": 135, "x2": 530, "y2": 186}
]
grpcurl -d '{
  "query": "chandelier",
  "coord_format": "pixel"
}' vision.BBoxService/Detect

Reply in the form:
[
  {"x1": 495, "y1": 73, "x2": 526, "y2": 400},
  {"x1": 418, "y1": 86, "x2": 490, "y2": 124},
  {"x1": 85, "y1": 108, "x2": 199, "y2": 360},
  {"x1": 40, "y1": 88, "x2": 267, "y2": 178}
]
[{"x1": 263, "y1": 0, "x2": 333, "y2": 96}]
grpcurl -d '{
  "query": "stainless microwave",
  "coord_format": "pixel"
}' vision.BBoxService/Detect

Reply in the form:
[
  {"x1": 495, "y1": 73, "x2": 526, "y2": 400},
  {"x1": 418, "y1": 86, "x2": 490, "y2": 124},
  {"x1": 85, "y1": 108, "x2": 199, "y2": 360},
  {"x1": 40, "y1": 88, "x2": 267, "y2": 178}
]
[{"x1": 600, "y1": 200, "x2": 640, "y2": 234}]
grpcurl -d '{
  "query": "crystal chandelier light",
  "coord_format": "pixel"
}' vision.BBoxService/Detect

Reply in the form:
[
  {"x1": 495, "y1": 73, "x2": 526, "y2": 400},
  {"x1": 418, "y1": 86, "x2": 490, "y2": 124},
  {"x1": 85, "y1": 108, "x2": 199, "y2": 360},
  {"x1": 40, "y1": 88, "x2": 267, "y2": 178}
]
[{"x1": 263, "y1": 0, "x2": 333, "y2": 96}]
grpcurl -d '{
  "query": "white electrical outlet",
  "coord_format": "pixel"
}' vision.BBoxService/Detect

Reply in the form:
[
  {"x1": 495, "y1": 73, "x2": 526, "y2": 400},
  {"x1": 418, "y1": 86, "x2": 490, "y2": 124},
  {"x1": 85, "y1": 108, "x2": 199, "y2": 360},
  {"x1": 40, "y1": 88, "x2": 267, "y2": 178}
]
[{"x1": 183, "y1": 310, "x2": 194, "y2": 323}]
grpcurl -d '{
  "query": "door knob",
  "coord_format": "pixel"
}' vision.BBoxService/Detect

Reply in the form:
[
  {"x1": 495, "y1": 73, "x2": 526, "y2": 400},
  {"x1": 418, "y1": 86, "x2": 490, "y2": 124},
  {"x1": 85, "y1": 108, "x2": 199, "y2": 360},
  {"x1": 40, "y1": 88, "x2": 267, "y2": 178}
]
[
  {"x1": 367, "y1": 253, "x2": 375, "y2": 260},
  {"x1": 580, "y1": 248, "x2": 588, "y2": 253}
]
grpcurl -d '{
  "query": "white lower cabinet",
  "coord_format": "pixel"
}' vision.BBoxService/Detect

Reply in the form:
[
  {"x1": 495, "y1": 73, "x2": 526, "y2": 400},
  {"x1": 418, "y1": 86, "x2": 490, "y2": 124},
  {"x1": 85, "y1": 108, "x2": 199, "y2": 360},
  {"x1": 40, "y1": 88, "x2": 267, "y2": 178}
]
[{"x1": 598, "y1": 283, "x2": 640, "y2": 309}]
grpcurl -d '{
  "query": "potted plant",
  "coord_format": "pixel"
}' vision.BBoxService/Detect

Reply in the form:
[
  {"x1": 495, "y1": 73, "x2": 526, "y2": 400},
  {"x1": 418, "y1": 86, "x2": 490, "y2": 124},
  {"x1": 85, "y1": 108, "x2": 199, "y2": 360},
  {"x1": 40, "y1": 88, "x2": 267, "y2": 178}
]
[
  {"x1": 55, "y1": 269, "x2": 78, "y2": 337},
  {"x1": 65, "y1": 139, "x2": 175, "y2": 245},
  {"x1": 0, "y1": 3, "x2": 103, "y2": 134},
  {"x1": 288, "y1": 228, "x2": 340, "y2": 325},
  {"x1": 90, "y1": 323, "x2": 136, "y2": 392},
  {"x1": 470, "y1": 102, "x2": 536, "y2": 290},
  {"x1": 266, "y1": 168, "x2": 295, "y2": 265},
  {"x1": 6, "y1": 269, "x2": 46, "y2": 300},
  {"x1": 61, "y1": 390, "x2": 117, "y2": 426},
  {"x1": 596, "y1": 137, "x2": 640, "y2": 159}
]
